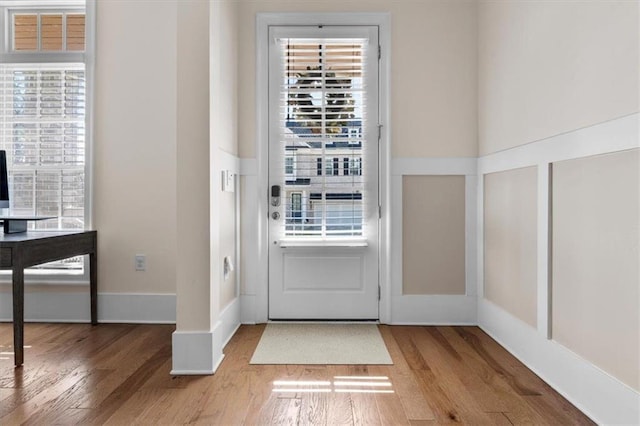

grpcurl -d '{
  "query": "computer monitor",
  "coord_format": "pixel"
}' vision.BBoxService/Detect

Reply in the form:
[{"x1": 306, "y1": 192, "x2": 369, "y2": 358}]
[{"x1": 0, "y1": 150, "x2": 9, "y2": 209}]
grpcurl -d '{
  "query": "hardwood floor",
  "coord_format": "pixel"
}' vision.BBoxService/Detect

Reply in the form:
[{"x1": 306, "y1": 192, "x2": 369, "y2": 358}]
[{"x1": 0, "y1": 323, "x2": 594, "y2": 425}]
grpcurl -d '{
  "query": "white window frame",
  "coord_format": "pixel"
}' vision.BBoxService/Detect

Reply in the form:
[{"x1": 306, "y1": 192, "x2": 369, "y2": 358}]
[
  {"x1": 0, "y1": 0, "x2": 94, "y2": 284},
  {"x1": 284, "y1": 155, "x2": 294, "y2": 176},
  {"x1": 255, "y1": 12, "x2": 391, "y2": 323},
  {"x1": 325, "y1": 156, "x2": 336, "y2": 176}
]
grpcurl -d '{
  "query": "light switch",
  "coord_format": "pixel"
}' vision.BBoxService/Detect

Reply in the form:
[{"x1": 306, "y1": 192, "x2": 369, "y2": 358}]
[{"x1": 221, "y1": 170, "x2": 235, "y2": 192}]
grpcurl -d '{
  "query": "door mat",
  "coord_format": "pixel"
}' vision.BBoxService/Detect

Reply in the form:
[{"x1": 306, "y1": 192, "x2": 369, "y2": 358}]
[{"x1": 250, "y1": 323, "x2": 393, "y2": 365}]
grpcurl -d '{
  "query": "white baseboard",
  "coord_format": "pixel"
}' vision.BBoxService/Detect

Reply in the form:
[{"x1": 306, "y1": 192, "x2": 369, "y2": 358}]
[
  {"x1": 170, "y1": 297, "x2": 241, "y2": 375},
  {"x1": 0, "y1": 292, "x2": 176, "y2": 324},
  {"x1": 219, "y1": 297, "x2": 241, "y2": 346},
  {"x1": 171, "y1": 329, "x2": 222, "y2": 375},
  {"x1": 478, "y1": 299, "x2": 640, "y2": 425},
  {"x1": 99, "y1": 293, "x2": 176, "y2": 323},
  {"x1": 389, "y1": 295, "x2": 477, "y2": 325}
]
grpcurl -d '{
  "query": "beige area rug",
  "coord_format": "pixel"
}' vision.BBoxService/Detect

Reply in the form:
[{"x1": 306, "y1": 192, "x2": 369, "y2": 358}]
[{"x1": 250, "y1": 323, "x2": 393, "y2": 365}]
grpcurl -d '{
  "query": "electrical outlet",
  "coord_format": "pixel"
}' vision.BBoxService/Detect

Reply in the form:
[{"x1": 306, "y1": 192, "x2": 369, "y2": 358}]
[{"x1": 135, "y1": 254, "x2": 146, "y2": 271}]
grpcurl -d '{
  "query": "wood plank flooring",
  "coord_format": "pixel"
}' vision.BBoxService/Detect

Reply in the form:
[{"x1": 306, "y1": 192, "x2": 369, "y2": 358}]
[{"x1": 0, "y1": 323, "x2": 594, "y2": 425}]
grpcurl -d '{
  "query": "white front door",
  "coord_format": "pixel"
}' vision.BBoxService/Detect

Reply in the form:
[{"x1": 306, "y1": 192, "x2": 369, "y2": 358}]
[{"x1": 268, "y1": 26, "x2": 380, "y2": 319}]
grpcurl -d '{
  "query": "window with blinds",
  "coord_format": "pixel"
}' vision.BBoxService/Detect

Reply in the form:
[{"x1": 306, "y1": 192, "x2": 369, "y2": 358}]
[
  {"x1": 276, "y1": 38, "x2": 369, "y2": 238},
  {"x1": 1, "y1": 3, "x2": 87, "y2": 271},
  {"x1": 12, "y1": 11, "x2": 85, "y2": 52}
]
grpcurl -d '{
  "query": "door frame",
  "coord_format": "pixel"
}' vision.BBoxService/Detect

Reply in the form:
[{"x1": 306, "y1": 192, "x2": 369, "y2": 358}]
[{"x1": 255, "y1": 12, "x2": 391, "y2": 323}]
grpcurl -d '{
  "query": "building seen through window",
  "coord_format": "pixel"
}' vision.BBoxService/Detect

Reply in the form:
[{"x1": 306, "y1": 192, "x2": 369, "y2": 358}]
[{"x1": 278, "y1": 39, "x2": 368, "y2": 238}]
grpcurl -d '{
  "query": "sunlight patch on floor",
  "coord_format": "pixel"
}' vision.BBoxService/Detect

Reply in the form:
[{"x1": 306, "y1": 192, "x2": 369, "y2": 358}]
[{"x1": 272, "y1": 375, "x2": 394, "y2": 394}]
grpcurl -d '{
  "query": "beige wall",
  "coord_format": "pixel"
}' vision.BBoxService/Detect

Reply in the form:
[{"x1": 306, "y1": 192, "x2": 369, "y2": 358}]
[
  {"x1": 213, "y1": 0, "x2": 239, "y2": 158},
  {"x1": 478, "y1": 0, "x2": 639, "y2": 155},
  {"x1": 94, "y1": 0, "x2": 178, "y2": 295},
  {"x1": 552, "y1": 149, "x2": 640, "y2": 391},
  {"x1": 237, "y1": 0, "x2": 478, "y2": 159},
  {"x1": 93, "y1": 0, "x2": 238, "y2": 331},
  {"x1": 212, "y1": 0, "x2": 240, "y2": 313},
  {"x1": 402, "y1": 176, "x2": 466, "y2": 295},
  {"x1": 484, "y1": 167, "x2": 538, "y2": 327},
  {"x1": 176, "y1": 0, "x2": 213, "y2": 330}
]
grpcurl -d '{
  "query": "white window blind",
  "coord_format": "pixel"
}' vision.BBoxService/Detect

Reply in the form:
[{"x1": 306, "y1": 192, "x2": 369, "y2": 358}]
[
  {"x1": 276, "y1": 38, "x2": 368, "y2": 238},
  {"x1": 1, "y1": 2, "x2": 87, "y2": 271}
]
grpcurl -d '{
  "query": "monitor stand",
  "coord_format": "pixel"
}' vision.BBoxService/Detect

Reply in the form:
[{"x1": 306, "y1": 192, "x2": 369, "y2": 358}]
[{"x1": 0, "y1": 216, "x2": 56, "y2": 234}]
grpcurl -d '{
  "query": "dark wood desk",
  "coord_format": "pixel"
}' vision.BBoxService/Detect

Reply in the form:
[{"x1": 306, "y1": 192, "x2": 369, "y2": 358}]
[{"x1": 0, "y1": 230, "x2": 97, "y2": 366}]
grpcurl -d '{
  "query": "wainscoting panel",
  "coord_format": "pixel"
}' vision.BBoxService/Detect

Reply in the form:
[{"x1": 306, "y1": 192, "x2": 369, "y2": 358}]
[
  {"x1": 552, "y1": 148, "x2": 639, "y2": 392},
  {"x1": 478, "y1": 114, "x2": 640, "y2": 425},
  {"x1": 390, "y1": 158, "x2": 477, "y2": 324}
]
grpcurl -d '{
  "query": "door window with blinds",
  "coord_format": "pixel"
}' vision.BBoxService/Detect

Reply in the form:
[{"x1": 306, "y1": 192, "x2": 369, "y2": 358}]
[
  {"x1": 0, "y1": 1, "x2": 87, "y2": 270},
  {"x1": 269, "y1": 26, "x2": 379, "y2": 240}
]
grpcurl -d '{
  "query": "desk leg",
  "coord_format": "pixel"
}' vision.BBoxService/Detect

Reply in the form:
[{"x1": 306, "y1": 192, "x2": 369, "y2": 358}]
[
  {"x1": 12, "y1": 266, "x2": 24, "y2": 367},
  {"x1": 90, "y1": 251, "x2": 97, "y2": 325}
]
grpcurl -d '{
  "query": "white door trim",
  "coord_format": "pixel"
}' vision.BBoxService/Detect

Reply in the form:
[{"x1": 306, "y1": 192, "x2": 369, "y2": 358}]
[{"x1": 256, "y1": 12, "x2": 391, "y2": 323}]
